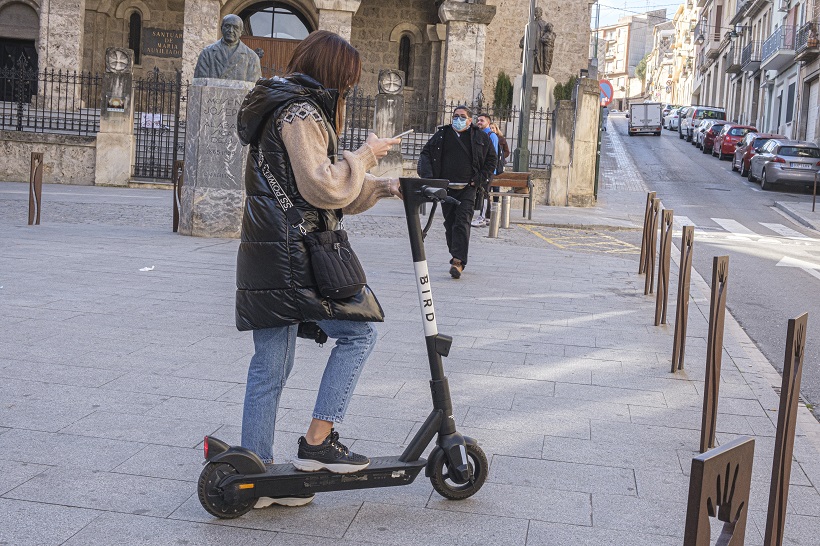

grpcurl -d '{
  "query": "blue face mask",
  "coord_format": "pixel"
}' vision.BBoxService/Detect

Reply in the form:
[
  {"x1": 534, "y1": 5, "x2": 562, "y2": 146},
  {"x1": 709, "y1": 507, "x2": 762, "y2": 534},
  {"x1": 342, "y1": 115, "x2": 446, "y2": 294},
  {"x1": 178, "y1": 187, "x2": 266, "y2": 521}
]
[{"x1": 452, "y1": 117, "x2": 468, "y2": 131}]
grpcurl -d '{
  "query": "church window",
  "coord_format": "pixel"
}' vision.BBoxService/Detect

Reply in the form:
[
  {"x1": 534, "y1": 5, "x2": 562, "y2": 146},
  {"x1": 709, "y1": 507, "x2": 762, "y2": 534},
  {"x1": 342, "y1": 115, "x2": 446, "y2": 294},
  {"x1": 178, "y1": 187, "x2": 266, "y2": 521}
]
[
  {"x1": 398, "y1": 35, "x2": 412, "y2": 86},
  {"x1": 242, "y1": 2, "x2": 311, "y2": 40},
  {"x1": 129, "y1": 12, "x2": 142, "y2": 65}
]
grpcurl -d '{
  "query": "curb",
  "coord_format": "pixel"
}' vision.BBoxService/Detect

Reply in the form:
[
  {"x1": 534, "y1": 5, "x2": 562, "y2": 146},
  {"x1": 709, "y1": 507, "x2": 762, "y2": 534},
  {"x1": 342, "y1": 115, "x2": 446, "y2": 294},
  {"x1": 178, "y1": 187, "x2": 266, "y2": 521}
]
[{"x1": 774, "y1": 201, "x2": 820, "y2": 232}]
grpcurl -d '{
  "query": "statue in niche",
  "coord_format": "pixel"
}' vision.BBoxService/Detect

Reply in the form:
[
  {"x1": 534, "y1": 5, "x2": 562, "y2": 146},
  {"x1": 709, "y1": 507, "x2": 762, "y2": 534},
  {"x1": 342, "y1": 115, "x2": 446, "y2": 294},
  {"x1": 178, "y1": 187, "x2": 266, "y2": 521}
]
[
  {"x1": 194, "y1": 14, "x2": 262, "y2": 82},
  {"x1": 519, "y1": 7, "x2": 556, "y2": 75}
]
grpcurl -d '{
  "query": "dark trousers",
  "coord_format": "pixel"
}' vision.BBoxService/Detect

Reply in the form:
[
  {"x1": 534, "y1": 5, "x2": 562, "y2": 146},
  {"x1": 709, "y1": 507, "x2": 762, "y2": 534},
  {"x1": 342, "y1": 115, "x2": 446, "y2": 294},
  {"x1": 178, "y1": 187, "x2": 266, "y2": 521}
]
[{"x1": 442, "y1": 185, "x2": 476, "y2": 266}]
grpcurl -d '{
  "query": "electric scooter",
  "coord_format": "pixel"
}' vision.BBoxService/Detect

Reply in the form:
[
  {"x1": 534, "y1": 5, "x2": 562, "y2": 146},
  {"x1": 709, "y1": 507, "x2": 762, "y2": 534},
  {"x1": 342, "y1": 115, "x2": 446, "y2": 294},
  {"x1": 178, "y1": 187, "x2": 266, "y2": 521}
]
[{"x1": 197, "y1": 177, "x2": 488, "y2": 518}]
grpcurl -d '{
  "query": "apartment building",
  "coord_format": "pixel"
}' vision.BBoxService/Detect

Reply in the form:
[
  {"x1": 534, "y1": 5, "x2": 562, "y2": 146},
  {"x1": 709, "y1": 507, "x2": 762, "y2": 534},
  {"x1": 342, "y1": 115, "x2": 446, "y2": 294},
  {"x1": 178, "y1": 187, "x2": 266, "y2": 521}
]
[
  {"x1": 645, "y1": 22, "x2": 677, "y2": 103},
  {"x1": 670, "y1": 2, "x2": 701, "y2": 106},
  {"x1": 595, "y1": 9, "x2": 667, "y2": 109}
]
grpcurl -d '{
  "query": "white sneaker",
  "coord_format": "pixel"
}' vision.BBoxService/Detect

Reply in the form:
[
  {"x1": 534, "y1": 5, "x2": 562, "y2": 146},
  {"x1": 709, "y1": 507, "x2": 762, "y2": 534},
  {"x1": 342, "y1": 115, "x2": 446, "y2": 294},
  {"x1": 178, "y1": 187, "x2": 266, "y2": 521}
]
[
  {"x1": 254, "y1": 494, "x2": 315, "y2": 508},
  {"x1": 471, "y1": 216, "x2": 485, "y2": 227}
]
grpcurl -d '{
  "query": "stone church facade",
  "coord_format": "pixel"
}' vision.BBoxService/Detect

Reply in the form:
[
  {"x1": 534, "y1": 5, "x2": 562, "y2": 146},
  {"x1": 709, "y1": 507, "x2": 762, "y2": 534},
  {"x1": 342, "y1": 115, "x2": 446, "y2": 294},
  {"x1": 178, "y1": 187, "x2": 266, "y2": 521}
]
[{"x1": 3, "y1": 0, "x2": 594, "y2": 105}]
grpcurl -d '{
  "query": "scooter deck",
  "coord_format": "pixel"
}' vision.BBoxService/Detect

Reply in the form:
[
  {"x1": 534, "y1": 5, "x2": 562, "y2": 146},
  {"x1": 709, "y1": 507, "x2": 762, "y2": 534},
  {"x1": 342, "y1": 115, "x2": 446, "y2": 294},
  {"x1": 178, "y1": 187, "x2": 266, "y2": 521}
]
[{"x1": 220, "y1": 456, "x2": 428, "y2": 501}]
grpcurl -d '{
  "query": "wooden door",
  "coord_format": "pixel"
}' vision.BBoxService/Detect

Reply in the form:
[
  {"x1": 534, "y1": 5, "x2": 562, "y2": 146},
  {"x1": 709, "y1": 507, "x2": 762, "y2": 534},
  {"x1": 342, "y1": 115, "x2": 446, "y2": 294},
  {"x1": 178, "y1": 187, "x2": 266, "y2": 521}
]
[{"x1": 241, "y1": 37, "x2": 301, "y2": 77}]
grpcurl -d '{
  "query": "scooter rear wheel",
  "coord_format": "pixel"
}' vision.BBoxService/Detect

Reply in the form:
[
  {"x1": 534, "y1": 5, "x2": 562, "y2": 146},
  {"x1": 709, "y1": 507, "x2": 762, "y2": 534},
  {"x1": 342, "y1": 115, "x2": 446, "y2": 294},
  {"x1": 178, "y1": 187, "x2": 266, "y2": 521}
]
[
  {"x1": 198, "y1": 462, "x2": 255, "y2": 519},
  {"x1": 430, "y1": 444, "x2": 488, "y2": 500}
]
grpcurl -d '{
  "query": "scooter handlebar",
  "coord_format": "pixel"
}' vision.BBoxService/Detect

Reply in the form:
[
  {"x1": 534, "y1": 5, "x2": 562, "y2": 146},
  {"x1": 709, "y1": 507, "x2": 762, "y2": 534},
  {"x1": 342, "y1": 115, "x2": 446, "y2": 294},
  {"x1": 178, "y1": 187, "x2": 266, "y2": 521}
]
[{"x1": 420, "y1": 186, "x2": 461, "y2": 206}]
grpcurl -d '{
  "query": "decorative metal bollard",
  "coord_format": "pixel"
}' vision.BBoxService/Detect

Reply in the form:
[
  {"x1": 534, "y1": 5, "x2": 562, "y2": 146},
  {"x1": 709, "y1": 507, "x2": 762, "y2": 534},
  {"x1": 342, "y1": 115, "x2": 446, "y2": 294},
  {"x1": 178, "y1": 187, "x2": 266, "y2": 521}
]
[
  {"x1": 501, "y1": 195, "x2": 511, "y2": 229},
  {"x1": 639, "y1": 191, "x2": 657, "y2": 274},
  {"x1": 172, "y1": 160, "x2": 184, "y2": 233},
  {"x1": 28, "y1": 152, "x2": 44, "y2": 225},
  {"x1": 644, "y1": 198, "x2": 661, "y2": 295},
  {"x1": 487, "y1": 199, "x2": 500, "y2": 238},
  {"x1": 700, "y1": 255, "x2": 729, "y2": 453},
  {"x1": 764, "y1": 313, "x2": 809, "y2": 546},
  {"x1": 672, "y1": 226, "x2": 695, "y2": 373},
  {"x1": 655, "y1": 209, "x2": 674, "y2": 326},
  {"x1": 683, "y1": 436, "x2": 755, "y2": 546}
]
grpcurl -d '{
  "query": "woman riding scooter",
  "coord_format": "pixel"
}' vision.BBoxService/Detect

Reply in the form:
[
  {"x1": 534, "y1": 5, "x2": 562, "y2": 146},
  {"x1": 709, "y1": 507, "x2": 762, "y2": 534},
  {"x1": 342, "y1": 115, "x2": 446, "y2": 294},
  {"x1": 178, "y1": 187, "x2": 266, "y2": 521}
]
[{"x1": 235, "y1": 30, "x2": 401, "y2": 509}]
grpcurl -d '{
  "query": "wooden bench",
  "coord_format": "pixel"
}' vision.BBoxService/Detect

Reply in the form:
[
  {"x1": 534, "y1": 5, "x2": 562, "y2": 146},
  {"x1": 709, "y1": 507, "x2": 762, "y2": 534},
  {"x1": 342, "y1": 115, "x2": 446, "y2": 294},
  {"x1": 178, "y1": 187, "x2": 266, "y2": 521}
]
[{"x1": 487, "y1": 172, "x2": 533, "y2": 220}]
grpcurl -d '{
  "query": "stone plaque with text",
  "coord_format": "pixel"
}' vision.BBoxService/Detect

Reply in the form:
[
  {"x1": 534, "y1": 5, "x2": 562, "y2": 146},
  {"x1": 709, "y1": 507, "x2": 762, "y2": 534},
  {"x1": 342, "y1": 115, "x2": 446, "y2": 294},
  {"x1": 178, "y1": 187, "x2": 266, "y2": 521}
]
[{"x1": 143, "y1": 28, "x2": 183, "y2": 58}]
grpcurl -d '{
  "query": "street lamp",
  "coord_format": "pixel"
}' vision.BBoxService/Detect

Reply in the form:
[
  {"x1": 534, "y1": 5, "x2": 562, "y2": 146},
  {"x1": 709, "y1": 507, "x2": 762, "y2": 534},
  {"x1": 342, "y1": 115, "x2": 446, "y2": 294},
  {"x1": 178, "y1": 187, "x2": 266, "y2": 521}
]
[{"x1": 696, "y1": 34, "x2": 705, "y2": 45}]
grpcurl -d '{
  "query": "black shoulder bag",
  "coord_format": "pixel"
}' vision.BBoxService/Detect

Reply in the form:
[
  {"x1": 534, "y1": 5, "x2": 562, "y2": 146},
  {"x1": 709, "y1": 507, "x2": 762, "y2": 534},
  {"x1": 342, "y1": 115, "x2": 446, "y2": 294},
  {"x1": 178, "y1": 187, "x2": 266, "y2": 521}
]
[{"x1": 256, "y1": 152, "x2": 367, "y2": 300}]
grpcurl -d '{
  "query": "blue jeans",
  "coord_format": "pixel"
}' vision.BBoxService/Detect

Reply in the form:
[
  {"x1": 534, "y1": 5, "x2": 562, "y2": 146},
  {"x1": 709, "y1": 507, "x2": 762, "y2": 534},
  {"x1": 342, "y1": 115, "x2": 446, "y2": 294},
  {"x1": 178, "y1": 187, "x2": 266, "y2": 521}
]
[{"x1": 241, "y1": 320, "x2": 378, "y2": 463}]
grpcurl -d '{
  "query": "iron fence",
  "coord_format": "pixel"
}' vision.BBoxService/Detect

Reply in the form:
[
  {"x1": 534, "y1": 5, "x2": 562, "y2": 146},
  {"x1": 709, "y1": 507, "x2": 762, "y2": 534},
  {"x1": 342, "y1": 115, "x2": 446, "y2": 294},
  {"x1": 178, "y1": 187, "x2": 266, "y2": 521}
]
[
  {"x1": 796, "y1": 21, "x2": 818, "y2": 54},
  {"x1": 132, "y1": 69, "x2": 187, "y2": 181},
  {"x1": 340, "y1": 91, "x2": 553, "y2": 169},
  {"x1": 0, "y1": 66, "x2": 102, "y2": 136}
]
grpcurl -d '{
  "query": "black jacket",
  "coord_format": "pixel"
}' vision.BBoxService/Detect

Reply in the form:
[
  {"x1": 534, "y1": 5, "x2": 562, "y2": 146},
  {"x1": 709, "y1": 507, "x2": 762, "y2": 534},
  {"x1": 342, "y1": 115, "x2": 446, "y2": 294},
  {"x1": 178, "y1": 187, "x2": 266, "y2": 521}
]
[
  {"x1": 234, "y1": 74, "x2": 383, "y2": 331},
  {"x1": 417, "y1": 124, "x2": 497, "y2": 188}
]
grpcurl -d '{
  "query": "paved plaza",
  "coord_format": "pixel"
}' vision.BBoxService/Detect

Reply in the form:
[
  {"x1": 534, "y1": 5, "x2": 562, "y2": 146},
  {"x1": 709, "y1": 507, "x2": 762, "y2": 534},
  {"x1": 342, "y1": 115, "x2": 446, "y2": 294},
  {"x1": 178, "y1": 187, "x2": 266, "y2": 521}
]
[{"x1": 2, "y1": 138, "x2": 820, "y2": 544}]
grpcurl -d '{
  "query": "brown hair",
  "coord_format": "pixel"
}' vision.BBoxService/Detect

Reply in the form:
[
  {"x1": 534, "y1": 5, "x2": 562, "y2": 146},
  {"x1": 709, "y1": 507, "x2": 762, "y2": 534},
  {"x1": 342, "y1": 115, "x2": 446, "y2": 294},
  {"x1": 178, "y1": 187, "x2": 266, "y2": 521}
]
[{"x1": 286, "y1": 30, "x2": 362, "y2": 132}]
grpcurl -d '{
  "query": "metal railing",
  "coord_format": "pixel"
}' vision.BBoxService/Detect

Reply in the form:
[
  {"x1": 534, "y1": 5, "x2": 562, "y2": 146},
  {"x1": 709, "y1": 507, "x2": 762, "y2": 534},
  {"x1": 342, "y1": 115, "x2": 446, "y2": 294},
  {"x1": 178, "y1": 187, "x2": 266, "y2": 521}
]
[
  {"x1": 796, "y1": 21, "x2": 819, "y2": 53},
  {"x1": 340, "y1": 91, "x2": 553, "y2": 169},
  {"x1": 762, "y1": 26, "x2": 796, "y2": 62},
  {"x1": 726, "y1": 45, "x2": 741, "y2": 73},
  {"x1": 741, "y1": 41, "x2": 761, "y2": 66},
  {"x1": 0, "y1": 67, "x2": 102, "y2": 136},
  {"x1": 132, "y1": 69, "x2": 187, "y2": 181}
]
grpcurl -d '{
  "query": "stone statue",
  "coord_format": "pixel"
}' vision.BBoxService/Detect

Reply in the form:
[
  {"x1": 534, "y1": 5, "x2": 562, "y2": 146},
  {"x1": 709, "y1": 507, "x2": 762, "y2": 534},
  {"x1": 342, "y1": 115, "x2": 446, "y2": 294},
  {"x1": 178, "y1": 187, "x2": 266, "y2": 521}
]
[
  {"x1": 194, "y1": 15, "x2": 262, "y2": 82},
  {"x1": 519, "y1": 7, "x2": 556, "y2": 76}
]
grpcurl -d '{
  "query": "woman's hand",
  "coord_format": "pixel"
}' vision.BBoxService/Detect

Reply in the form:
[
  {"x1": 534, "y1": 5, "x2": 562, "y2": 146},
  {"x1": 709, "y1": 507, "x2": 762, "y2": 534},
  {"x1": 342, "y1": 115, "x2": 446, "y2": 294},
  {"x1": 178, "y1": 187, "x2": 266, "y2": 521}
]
[
  {"x1": 365, "y1": 133, "x2": 401, "y2": 160},
  {"x1": 388, "y1": 178, "x2": 402, "y2": 199}
]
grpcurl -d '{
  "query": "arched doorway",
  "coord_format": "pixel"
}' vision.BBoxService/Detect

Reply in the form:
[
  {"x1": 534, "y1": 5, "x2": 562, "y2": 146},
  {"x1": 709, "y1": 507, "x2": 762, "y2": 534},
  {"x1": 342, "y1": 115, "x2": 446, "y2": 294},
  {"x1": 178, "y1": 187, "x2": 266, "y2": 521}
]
[
  {"x1": 0, "y1": 1, "x2": 39, "y2": 101},
  {"x1": 238, "y1": 2, "x2": 312, "y2": 77}
]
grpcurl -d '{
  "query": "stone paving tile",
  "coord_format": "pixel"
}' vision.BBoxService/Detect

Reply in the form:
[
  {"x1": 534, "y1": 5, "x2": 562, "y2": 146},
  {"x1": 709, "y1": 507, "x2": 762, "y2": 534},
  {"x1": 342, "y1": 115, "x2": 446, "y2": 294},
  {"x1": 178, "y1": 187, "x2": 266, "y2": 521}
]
[
  {"x1": 0, "y1": 397, "x2": 97, "y2": 433},
  {"x1": 543, "y1": 435, "x2": 684, "y2": 472},
  {"x1": 0, "y1": 498, "x2": 101, "y2": 546},
  {"x1": 633, "y1": 468, "x2": 690, "y2": 502},
  {"x1": 145, "y1": 396, "x2": 245, "y2": 426},
  {"x1": 427, "y1": 482, "x2": 592, "y2": 525},
  {"x1": 525, "y1": 520, "x2": 680, "y2": 546},
  {"x1": 0, "y1": 459, "x2": 50, "y2": 495},
  {"x1": 4, "y1": 466, "x2": 192, "y2": 517},
  {"x1": 0, "y1": 430, "x2": 141, "y2": 471},
  {"x1": 113, "y1": 445, "x2": 204, "y2": 482},
  {"x1": 344, "y1": 502, "x2": 529, "y2": 545},
  {"x1": 62, "y1": 512, "x2": 277, "y2": 545},
  {"x1": 59, "y1": 411, "x2": 222, "y2": 448},
  {"x1": 555, "y1": 382, "x2": 668, "y2": 408},
  {"x1": 0, "y1": 359, "x2": 128, "y2": 388},
  {"x1": 102, "y1": 372, "x2": 238, "y2": 400},
  {"x1": 628, "y1": 405, "x2": 757, "y2": 435},
  {"x1": 591, "y1": 493, "x2": 687, "y2": 537},
  {"x1": 170, "y1": 492, "x2": 363, "y2": 539},
  {"x1": 512, "y1": 393, "x2": 632, "y2": 422},
  {"x1": 748, "y1": 510, "x2": 820, "y2": 546},
  {"x1": 490, "y1": 455, "x2": 637, "y2": 496},
  {"x1": 463, "y1": 406, "x2": 590, "y2": 439}
]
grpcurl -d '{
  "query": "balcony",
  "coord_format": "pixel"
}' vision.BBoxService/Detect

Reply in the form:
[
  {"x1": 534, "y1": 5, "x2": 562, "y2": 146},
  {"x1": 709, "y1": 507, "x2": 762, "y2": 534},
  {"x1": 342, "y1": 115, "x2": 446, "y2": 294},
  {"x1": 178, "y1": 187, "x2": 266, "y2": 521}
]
[
  {"x1": 795, "y1": 21, "x2": 819, "y2": 62},
  {"x1": 761, "y1": 26, "x2": 796, "y2": 72},
  {"x1": 731, "y1": 0, "x2": 748, "y2": 25},
  {"x1": 726, "y1": 45, "x2": 741, "y2": 73},
  {"x1": 741, "y1": 41, "x2": 761, "y2": 71},
  {"x1": 697, "y1": 50, "x2": 708, "y2": 73}
]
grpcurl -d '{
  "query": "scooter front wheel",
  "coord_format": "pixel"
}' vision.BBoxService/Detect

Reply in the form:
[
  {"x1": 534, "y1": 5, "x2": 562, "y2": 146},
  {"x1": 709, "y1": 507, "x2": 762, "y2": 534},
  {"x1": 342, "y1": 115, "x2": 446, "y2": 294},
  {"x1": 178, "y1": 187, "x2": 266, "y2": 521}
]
[
  {"x1": 430, "y1": 444, "x2": 488, "y2": 500},
  {"x1": 198, "y1": 462, "x2": 255, "y2": 519}
]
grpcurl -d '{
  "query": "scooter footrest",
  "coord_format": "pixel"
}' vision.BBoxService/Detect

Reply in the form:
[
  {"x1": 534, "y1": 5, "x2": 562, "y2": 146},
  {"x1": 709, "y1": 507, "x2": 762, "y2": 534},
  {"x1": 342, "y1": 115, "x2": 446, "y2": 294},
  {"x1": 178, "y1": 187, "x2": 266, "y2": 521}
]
[{"x1": 222, "y1": 456, "x2": 428, "y2": 500}]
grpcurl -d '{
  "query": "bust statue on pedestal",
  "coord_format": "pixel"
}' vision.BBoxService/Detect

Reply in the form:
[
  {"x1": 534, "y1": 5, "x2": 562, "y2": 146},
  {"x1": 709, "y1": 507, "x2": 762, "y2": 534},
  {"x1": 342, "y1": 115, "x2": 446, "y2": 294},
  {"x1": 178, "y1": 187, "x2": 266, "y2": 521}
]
[{"x1": 194, "y1": 14, "x2": 261, "y2": 82}]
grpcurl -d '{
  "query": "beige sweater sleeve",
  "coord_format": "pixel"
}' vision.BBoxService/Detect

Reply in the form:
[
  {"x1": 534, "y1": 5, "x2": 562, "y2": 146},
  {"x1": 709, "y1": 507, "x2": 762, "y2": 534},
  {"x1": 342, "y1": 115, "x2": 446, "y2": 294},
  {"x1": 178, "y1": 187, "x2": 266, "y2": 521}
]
[{"x1": 279, "y1": 105, "x2": 393, "y2": 214}]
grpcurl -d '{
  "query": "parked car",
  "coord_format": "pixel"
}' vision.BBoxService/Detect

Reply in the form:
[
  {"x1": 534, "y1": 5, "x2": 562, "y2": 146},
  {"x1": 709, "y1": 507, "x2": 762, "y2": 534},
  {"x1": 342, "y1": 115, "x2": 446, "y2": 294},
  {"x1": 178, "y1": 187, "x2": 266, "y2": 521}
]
[
  {"x1": 748, "y1": 139, "x2": 820, "y2": 190},
  {"x1": 694, "y1": 120, "x2": 715, "y2": 149},
  {"x1": 664, "y1": 108, "x2": 681, "y2": 130},
  {"x1": 662, "y1": 104, "x2": 675, "y2": 118},
  {"x1": 712, "y1": 124, "x2": 757, "y2": 160},
  {"x1": 701, "y1": 121, "x2": 727, "y2": 154},
  {"x1": 678, "y1": 106, "x2": 693, "y2": 140},
  {"x1": 731, "y1": 133, "x2": 787, "y2": 177},
  {"x1": 685, "y1": 106, "x2": 726, "y2": 142}
]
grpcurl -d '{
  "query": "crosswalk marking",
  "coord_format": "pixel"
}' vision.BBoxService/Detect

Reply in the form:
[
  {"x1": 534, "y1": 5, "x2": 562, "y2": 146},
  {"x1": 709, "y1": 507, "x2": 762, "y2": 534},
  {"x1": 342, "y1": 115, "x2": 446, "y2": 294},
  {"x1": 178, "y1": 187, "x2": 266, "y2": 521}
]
[
  {"x1": 712, "y1": 218, "x2": 757, "y2": 236},
  {"x1": 673, "y1": 215, "x2": 696, "y2": 229},
  {"x1": 759, "y1": 222, "x2": 810, "y2": 239}
]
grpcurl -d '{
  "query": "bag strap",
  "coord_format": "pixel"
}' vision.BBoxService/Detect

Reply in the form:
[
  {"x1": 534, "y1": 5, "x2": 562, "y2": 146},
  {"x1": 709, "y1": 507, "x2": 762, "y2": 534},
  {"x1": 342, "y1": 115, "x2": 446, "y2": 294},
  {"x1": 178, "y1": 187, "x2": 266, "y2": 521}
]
[{"x1": 256, "y1": 151, "x2": 307, "y2": 235}]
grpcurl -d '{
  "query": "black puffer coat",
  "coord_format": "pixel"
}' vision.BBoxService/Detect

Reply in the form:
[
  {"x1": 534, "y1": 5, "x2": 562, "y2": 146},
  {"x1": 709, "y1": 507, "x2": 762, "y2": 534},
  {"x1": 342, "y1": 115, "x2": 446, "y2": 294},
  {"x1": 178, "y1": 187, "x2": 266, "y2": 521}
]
[{"x1": 234, "y1": 74, "x2": 384, "y2": 331}]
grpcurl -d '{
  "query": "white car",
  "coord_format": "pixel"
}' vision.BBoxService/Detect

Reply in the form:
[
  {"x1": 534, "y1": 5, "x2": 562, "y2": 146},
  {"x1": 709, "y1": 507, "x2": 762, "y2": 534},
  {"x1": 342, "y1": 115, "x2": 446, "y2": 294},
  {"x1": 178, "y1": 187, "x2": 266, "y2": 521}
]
[{"x1": 664, "y1": 108, "x2": 680, "y2": 130}]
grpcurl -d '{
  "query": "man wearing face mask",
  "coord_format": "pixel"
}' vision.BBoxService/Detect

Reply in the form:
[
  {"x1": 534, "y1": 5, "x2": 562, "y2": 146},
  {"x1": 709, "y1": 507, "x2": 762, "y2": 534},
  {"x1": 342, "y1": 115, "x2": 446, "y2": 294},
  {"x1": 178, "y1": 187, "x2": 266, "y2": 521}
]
[{"x1": 417, "y1": 106, "x2": 497, "y2": 279}]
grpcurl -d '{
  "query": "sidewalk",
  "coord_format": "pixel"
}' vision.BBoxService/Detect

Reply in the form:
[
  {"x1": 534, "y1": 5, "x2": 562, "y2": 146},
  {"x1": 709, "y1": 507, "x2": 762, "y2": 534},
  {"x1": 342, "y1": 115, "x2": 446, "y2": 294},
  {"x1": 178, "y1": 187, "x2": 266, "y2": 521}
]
[{"x1": 2, "y1": 140, "x2": 820, "y2": 544}]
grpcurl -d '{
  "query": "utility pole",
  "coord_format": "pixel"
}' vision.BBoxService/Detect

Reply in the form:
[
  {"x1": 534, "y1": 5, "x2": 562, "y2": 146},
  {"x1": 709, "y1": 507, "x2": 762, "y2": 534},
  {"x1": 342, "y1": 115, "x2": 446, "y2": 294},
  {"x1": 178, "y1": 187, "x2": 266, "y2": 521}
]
[{"x1": 513, "y1": 0, "x2": 536, "y2": 172}]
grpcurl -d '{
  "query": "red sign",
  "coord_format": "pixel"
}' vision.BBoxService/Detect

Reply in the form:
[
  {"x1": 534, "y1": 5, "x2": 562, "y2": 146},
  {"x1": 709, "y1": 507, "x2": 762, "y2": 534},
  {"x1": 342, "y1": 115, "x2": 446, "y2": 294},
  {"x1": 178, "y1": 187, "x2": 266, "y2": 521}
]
[{"x1": 599, "y1": 80, "x2": 613, "y2": 106}]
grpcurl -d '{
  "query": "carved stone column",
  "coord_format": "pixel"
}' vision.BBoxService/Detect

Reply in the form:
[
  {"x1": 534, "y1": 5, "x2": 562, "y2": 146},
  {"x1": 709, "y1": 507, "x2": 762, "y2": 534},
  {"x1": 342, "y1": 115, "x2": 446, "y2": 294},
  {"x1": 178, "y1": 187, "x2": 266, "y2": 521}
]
[
  {"x1": 314, "y1": 0, "x2": 362, "y2": 42},
  {"x1": 94, "y1": 48, "x2": 136, "y2": 186},
  {"x1": 181, "y1": 0, "x2": 221, "y2": 84},
  {"x1": 37, "y1": 0, "x2": 87, "y2": 72},
  {"x1": 438, "y1": 0, "x2": 496, "y2": 103}
]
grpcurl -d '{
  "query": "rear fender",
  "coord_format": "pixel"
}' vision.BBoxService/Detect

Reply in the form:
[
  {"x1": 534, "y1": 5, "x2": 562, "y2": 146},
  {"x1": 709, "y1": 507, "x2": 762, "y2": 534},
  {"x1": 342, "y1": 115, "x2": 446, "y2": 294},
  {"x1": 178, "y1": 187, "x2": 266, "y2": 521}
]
[{"x1": 210, "y1": 446, "x2": 267, "y2": 475}]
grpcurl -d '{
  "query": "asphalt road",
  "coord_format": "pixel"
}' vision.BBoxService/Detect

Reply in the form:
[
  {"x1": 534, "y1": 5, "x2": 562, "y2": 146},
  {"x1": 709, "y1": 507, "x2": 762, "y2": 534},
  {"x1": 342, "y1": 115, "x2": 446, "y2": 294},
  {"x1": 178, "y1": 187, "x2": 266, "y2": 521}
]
[{"x1": 609, "y1": 114, "x2": 820, "y2": 416}]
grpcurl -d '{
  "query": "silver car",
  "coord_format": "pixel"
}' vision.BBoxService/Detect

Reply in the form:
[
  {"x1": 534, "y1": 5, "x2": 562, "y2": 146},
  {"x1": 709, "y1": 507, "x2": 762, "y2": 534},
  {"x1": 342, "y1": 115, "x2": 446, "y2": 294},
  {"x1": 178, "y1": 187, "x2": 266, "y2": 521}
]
[{"x1": 748, "y1": 139, "x2": 820, "y2": 190}]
